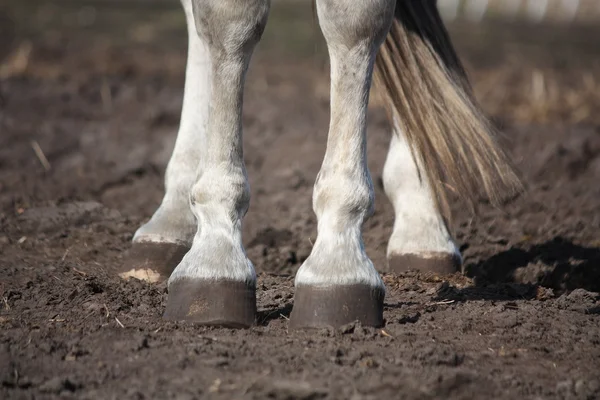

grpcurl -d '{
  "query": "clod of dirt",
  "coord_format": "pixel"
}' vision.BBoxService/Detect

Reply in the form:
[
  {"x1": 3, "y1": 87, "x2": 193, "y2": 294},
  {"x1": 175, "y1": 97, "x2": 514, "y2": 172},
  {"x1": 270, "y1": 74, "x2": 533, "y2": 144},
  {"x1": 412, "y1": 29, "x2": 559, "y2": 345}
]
[
  {"x1": 555, "y1": 288, "x2": 600, "y2": 313},
  {"x1": 397, "y1": 311, "x2": 421, "y2": 324}
]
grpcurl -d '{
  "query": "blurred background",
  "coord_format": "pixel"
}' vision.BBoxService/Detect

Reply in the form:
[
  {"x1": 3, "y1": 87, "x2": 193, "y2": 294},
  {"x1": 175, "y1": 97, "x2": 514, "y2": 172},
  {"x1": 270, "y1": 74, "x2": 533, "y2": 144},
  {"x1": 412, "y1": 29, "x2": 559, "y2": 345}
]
[
  {"x1": 1, "y1": 0, "x2": 600, "y2": 289},
  {"x1": 3, "y1": 0, "x2": 600, "y2": 124}
]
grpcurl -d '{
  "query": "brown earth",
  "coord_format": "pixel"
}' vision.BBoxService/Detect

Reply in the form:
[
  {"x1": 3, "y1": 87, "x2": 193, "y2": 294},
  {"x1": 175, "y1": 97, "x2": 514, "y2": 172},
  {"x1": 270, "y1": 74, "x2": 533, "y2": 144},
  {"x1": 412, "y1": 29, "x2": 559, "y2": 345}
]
[{"x1": 1, "y1": 2, "x2": 600, "y2": 399}]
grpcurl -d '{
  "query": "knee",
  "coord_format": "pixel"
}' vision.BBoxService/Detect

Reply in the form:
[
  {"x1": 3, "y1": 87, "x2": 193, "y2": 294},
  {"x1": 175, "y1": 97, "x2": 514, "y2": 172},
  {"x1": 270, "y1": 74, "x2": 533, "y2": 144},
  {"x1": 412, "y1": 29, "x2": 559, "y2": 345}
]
[
  {"x1": 192, "y1": 0, "x2": 270, "y2": 56},
  {"x1": 316, "y1": 0, "x2": 395, "y2": 49}
]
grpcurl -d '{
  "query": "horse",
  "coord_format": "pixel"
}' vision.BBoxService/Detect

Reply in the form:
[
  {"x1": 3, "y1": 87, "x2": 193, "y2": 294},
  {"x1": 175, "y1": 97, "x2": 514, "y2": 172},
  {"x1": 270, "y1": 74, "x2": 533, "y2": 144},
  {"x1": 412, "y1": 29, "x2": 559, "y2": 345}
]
[{"x1": 116, "y1": 0, "x2": 521, "y2": 329}]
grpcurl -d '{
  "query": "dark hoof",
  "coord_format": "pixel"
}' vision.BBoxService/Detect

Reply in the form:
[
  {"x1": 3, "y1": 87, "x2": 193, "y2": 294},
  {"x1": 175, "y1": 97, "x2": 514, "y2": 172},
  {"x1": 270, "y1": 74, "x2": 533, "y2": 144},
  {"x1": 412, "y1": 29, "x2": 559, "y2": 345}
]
[
  {"x1": 387, "y1": 253, "x2": 462, "y2": 275},
  {"x1": 289, "y1": 284, "x2": 384, "y2": 329},
  {"x1": 164, "y1": 278, "x2": 256, "y2": 328},
  {"x1": 119, "y1": 242, "x2": 189, "y2": 282}
]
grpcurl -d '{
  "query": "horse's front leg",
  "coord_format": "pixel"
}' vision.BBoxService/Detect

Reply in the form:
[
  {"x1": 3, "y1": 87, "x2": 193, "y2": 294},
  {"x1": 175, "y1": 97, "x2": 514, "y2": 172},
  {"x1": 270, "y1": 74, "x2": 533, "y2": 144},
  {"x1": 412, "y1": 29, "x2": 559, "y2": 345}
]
[
  {"x1": 289, "y1": 0, "x2": 396, "y2": 329},
  {"x1": 163, "y1": 0, "x2": 270, "y2": 327}
]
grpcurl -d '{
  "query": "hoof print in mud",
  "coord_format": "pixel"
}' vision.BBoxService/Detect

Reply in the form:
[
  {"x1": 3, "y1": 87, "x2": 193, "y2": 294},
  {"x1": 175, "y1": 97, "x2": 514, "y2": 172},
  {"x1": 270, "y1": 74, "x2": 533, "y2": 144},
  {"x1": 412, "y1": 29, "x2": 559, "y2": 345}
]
[
  {"x1": 119, "y1": 242, "x2": 190, "y2": 283},
  {"x1": 387, "y1": 253, "x2": 462, "y2": 275},
  {"x1": 164, "y1": 279, "x2": 256, "y2": 328},
  {"x1": 289, "y1": 285, "x2": 384, "y2": 329}
]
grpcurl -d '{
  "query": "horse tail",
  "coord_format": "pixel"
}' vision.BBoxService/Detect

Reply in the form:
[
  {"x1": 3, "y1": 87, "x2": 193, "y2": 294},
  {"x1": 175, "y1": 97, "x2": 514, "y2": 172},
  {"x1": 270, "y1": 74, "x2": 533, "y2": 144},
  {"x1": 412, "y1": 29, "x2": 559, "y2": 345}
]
[{"x1": 374, "y1": 0, "x2": 522, "y2": 217}]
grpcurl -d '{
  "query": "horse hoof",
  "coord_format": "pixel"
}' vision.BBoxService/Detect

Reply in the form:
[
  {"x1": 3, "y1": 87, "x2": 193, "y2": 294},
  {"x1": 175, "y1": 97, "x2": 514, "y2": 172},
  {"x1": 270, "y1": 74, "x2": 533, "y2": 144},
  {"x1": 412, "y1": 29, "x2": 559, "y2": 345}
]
[
  {"x1": 289, "y1": 284, "x2": 384, "y2": 329},
  {"x1": 387, "y1": 253, "x2": 462, "y2": 275},
  {"x1": 164, "y1": 278, "x2": 256, "y2": 328},
  {"x1": 119, "y1": 242, "x2": 190, "y2": 283}
]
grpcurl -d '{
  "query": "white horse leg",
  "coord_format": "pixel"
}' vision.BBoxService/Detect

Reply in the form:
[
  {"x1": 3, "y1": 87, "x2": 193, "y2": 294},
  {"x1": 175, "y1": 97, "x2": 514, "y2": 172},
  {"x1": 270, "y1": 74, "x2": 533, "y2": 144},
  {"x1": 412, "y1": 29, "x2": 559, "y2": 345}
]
[
  {"x1": 383, "y1": 126, "x2": 462, "y2": 274},
  {"x1": 120, "y1": 0, "x2": 209, "y2": 282},
  {"x1": 163, "y1": 0, "x2": 270, "y2": 327},
  {"x1": 289, "y1": 0, "x2": 395, "y2": 329},
  {"x1": 374, "y1": 1, "x2": 521, "y2": 276}
]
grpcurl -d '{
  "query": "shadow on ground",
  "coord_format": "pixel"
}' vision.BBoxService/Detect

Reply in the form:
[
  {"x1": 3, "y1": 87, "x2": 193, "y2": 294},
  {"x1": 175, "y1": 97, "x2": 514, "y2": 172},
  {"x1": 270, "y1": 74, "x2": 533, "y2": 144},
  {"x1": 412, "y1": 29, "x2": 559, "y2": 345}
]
[{"x1": 467, "y1": 237, "x2": 600, "y2": 292}]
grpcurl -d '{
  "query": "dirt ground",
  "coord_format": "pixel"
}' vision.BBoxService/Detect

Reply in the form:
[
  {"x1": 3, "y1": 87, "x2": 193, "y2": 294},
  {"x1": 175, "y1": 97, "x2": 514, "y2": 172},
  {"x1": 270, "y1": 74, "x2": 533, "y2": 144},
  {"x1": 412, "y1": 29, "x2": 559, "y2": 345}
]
[{"x1": 1, "y1": 1, "x2": 600, "y2": 399}]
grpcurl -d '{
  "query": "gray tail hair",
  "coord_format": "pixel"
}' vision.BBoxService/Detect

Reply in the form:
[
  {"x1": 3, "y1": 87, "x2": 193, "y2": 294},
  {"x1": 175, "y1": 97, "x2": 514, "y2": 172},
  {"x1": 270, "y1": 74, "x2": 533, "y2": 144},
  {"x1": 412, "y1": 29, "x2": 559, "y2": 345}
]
[{"x1": 374, "y1": 0, "x2": 523, "y2": 217}]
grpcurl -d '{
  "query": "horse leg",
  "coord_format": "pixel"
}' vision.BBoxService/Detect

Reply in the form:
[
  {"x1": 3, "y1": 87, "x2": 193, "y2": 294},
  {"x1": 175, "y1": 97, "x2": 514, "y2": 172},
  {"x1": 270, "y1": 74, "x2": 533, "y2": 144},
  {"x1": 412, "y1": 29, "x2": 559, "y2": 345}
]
[
  {"x1": 383, "y1": 128, "x2": 462, "y2": 275},
  {"x1": 163, "y1": 0, "x2": 270, "y2": 327},
  {"x1": 289, "y1": 0, "x2": 396, "y2": 329},
  {"x1": 119, "y1": 0, "x2": 209, "y2": 282}
]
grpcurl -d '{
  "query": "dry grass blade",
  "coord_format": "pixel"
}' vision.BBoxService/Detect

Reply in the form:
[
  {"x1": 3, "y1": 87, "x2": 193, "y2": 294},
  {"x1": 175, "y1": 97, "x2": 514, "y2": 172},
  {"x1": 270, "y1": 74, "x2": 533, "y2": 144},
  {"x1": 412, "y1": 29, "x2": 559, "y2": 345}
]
[
  {"x1": 428, "y1": 299, "x2": 455, "y2": 306},
  {"x1": 30, "y1": 140, "x2": 51, "y2": 171},
  {"x1": 380, "y1": 329, "x2": 394, "y2": 338}
]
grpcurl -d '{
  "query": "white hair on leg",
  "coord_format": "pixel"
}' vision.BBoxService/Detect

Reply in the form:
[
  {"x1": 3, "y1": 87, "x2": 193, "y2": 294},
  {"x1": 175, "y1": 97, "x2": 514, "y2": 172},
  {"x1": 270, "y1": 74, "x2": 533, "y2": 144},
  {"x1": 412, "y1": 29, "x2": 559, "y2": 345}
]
[
  {"x1": 133, "y1": 0, "x2": 210, "y2": 247},
  {"x1": 164, "y1": 0, "x2": 270, "y2": 327},
  {"x1": 290, "y1": 0, "x2": 396, "y2": 329},
  {"x1": 383, "y1": 123, "x2": 462, "y2": 272},
  {"x1": 295, "y1": 0, "x2": 394, "y2": 289}
]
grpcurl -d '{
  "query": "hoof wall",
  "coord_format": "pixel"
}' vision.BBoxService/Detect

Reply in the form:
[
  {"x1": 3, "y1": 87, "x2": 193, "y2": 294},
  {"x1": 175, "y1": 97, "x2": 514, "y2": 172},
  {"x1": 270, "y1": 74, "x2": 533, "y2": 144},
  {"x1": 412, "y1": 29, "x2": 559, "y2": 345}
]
[
  {"x1": 119, "y1": 242, "x2": 189, "y2": 282},
  {"x1": 289, "y1": 284, "x2": 384, "y2": 329},
  {"x1": 164, "y1": 279, "x2": 256, "y2": 328},
  {"x1": 387, "y1": 253, "x2": 462, "y2": 275}
]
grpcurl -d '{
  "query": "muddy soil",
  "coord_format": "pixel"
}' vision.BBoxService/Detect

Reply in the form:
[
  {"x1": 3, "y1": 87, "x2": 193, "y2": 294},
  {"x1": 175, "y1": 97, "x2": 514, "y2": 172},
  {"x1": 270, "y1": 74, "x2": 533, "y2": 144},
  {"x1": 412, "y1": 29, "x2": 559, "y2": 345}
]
[{"x1": 1, "y1": 2, "x2": 600, "y2": 399}]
